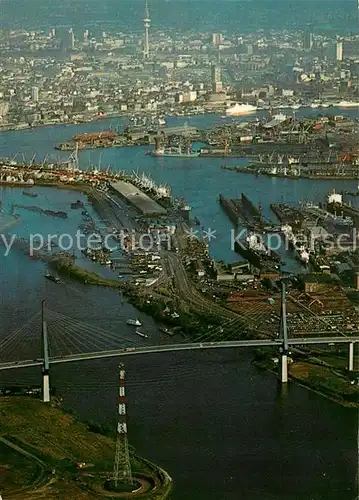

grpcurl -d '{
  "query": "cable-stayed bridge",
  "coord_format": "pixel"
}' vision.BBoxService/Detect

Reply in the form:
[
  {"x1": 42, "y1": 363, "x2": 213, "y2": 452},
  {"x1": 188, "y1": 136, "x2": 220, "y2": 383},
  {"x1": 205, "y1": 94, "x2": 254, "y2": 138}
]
[{"x1": 0, "y1": 283, "x2": 358, "y2": 402}]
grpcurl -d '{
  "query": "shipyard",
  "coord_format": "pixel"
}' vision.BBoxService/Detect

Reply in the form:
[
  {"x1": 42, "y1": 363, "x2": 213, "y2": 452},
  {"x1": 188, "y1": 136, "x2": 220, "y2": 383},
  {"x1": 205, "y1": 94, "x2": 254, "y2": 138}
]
[{"x1": 1, "y1": 2, "x2": 359, "y2": 499}]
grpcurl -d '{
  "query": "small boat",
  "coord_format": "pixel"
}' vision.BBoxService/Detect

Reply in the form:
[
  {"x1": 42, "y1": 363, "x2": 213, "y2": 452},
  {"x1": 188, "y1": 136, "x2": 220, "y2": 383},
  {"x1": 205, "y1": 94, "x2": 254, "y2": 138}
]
[
  {"x1": 127, "y1": 318, "x2": 142, "y2": 326},
  {"x1": 135, "y1": 328, "x2": 148, "y2": 338},
  {"x1": 71, "y1": 200, "x2": 84, "y2": 209},
  {"x1": 160, "y1": 327, "x2": 174, "y2": 336},
  {"x1": 45, "y1": 273, "x2": 60, "y2": 283},
  {"x1": 23, "y1": 190, "x2": 38, "y2": 198}
]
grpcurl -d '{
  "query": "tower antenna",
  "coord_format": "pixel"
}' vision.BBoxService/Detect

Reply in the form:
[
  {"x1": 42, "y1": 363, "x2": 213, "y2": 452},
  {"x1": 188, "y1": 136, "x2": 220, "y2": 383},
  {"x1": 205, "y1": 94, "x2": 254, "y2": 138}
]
[
  {"x1": 113, "y1": 363, "x2": 133, "y2": 487},
  {"x1": 143, "y1": 0, "x2": 151, "y2": 59}
]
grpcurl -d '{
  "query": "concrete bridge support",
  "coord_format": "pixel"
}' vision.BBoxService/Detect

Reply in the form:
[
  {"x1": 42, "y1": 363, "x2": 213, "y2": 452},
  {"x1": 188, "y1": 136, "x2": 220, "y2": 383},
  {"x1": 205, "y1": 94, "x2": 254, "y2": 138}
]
[
  {"x1": 348, "y1": 342, "x2": 354, "y2": 372},
  {"x1": 42, "y1": 370, "x2": 50, "y2": 403},
  {"x1": 42, "y1": 301, "x2": 50, "y2": 403},
  {"x1": 280, "y1": 354, "x2": 288, "y2": 383}
]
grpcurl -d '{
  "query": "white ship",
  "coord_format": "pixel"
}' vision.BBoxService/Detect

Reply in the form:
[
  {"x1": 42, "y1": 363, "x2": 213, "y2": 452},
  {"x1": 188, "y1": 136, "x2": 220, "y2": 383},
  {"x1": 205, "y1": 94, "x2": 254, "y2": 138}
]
[
  {"x1": 127, "y1": 318, "x2": 142, "y2": 326},
  {"x1": 131, "y1": 171, "x2": 171, "y2": 199},
  {"x1": 281, "y1": 225, "x2": 310, "y2": 266},
  {"x1": 337, "y1": 101, "x2": 359, "y2": 108},
  {"x1": 297, "y1": 247, "x2": 310, "y2": 265},
  {"x1": 226, "y1": 103, "x2": 257, "y2": 116}
]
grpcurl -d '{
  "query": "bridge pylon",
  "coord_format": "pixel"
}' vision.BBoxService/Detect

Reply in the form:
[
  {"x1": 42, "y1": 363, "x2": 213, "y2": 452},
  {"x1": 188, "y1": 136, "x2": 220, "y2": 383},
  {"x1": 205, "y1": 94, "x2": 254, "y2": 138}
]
[
  {"x1": 41, "y1": 300, "x2": 50, "y2": 403},
  {"x1": 278, "y1": 281, "x2": 289, "y2": 383}
]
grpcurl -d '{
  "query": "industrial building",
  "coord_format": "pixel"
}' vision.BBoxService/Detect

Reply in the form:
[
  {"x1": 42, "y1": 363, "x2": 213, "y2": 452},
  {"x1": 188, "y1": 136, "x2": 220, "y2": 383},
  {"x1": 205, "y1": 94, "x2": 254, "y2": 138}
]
[{"x1": 110, "y1": 181, "x2": 167, "y2": 217}]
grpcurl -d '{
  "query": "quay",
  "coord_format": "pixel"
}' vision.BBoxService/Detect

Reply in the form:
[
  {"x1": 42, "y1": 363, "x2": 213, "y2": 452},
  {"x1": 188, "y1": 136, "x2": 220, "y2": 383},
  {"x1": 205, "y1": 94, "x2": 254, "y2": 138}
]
[{"x1": 109, "y1": 180, "x2": 167, "y2": 217}]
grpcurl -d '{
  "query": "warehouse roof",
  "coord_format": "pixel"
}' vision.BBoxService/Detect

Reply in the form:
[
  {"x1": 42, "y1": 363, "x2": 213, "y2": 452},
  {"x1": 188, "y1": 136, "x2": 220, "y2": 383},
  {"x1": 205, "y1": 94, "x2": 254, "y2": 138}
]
[{"x1": 110, "y1": 181, "x2": 167, "y2": 216}]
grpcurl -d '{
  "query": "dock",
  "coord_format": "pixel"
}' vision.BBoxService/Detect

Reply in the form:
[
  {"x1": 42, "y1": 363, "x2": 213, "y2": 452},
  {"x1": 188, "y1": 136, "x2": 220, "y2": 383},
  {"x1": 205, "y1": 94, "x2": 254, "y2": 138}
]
[
  {"x1": 219, "y1": 193, "x2": 268, "y2": 228},
  {"x1": 110, "y1": 181, "x2": 167, "y2": 217},
  {"x1": 270, "y1": 203, "x2": 305, "y2": 228}
]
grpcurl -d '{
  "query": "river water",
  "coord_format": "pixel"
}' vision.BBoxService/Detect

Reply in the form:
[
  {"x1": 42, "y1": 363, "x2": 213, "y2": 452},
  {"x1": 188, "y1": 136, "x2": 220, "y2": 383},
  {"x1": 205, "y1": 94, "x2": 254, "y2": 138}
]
[{"x1": 0, "y1": 109, "x2": 358, "y2": 498}]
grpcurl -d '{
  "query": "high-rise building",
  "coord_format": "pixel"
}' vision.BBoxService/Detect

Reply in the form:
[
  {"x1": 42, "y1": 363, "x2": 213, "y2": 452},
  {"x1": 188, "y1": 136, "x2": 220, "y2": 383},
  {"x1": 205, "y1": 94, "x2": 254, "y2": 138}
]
[
  {"x1": 212, "y1": 33, "x2": 222, "y2": 49},
  {"x1": 143, "y1": 0, "x2": 151, "y2": 59},
  {"x1": 303, "y1": 32, "x2": 313, "y2": 50},
  {"x1": 211, "y1": 64, "x2": 223, "y2": 93},
  {"x1": 336, "y1": 40, "x2": 343, "y2": 61},
  {"x1": 83, "y1": 30, "x2": 89, "y2": 42},
  {"x1": 246, "y1": 44, "x2": 253, "y2": 56},
  {"x1": 31, "y1": 86, "x2": 39, "y2": 102},
  {"x1": 68, "y1": 28, "x2": 75, "y2": 50}
]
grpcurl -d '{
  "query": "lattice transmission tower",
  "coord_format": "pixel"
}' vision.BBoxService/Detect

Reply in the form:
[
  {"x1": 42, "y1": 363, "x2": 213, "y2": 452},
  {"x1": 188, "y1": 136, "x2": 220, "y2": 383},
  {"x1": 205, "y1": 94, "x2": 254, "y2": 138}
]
[{"x1": 113, "y1": 364, "x2": 133, "y2": 487}]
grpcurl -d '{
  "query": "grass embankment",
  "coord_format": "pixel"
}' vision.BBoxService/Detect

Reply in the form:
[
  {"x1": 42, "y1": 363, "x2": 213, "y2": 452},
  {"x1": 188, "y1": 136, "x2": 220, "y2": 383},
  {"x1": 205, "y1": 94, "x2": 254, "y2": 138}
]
[
  {"x1": 253, "y1": 349, "x2": 359, "y2": 407},
  {"x1": 0, "y1": 397, "x2": 171, "y2": 499},
  {"x1": 50, "y1": 258, "x2": 123, "y2": 289}
]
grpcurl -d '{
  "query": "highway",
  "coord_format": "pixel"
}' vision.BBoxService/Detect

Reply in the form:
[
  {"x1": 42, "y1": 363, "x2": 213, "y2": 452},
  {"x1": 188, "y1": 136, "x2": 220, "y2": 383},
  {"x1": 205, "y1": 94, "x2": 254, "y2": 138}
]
[{"x1": 1, "y1": 336, "x2": 358, "y2": 370}]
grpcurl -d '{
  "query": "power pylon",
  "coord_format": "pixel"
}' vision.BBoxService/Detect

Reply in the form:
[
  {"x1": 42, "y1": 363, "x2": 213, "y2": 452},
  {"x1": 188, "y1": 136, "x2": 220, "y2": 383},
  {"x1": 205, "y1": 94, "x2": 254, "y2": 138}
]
[{"x1": 113, "y1": 364, "x2": 133, "y2": 487}]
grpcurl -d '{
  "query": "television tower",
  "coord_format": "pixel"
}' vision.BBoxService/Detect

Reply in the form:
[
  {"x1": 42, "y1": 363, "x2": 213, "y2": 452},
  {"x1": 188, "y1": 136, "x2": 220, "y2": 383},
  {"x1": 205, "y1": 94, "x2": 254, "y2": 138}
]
[
  {"x1": 113, "y1": 364, "x2": 133, "y2": 487},
  {"x1": 143, "y1": 0, "x2": 151, "y2": 59}
]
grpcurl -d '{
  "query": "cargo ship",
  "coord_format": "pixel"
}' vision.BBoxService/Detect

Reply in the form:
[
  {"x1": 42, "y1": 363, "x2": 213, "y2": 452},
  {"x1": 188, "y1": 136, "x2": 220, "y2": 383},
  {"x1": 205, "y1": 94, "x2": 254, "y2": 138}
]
[
  {"x1": 281, "y1": 225, "x2": 309, "y2": 266},
  {"x1": 301, "y1": 201, "x2": 353, "y2": 227},
  {"x1": 148, "y1": 136, "x2": 200, "y2": 158},
  {"x1": 234, "y1": 232, "x2": 280, "y2": 269},
  {"x1": 325, "y1": 190, "x2": 358, "y2": 225},
  {"x1": 149, "y1": 146, "x2": 200, "y2": 158}
]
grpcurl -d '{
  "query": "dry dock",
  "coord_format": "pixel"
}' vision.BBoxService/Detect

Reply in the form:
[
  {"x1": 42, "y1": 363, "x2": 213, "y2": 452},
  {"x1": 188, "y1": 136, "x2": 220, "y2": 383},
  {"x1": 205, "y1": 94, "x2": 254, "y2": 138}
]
[{"x1": 110, "y1": 181, "x2": 167, "y2": 217}]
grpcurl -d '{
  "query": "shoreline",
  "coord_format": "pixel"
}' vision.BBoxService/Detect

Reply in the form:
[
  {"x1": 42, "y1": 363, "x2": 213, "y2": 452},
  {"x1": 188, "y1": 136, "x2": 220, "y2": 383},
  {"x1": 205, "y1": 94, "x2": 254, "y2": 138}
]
[
  {"x1": 253, "y1": 357, "x2": 358, "y2": 408},
  {"x1": 0, "y1": 103, "x2": 358, "y2": 135}
]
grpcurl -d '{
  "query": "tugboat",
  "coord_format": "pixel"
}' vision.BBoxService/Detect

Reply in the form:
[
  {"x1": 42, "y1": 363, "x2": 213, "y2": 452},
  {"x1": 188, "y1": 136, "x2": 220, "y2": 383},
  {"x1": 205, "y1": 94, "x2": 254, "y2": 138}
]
[
  {"x1": 45, "y1": 273, "x2": 60, "y2": 283},
  {"x1": 127, "y1": 318, "x2": 142, "y2": 326}
]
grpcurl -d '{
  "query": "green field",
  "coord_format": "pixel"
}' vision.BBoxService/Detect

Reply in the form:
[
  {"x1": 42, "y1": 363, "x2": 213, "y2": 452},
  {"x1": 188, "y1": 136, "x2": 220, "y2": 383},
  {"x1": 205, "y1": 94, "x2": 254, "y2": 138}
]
[{"x1": 0, "y1": 397, "x2": 171, "y2": 499}]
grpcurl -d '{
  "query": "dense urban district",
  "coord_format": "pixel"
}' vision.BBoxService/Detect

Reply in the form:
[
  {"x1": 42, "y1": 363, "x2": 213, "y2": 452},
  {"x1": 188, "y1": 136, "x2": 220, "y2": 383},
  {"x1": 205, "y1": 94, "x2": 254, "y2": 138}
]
[
  {"x1": 0, "y1": 3, "x2": 359, "y2": 499},
  {"x1": 0, "y1": 18, "x2": 359, "y2": 129}
]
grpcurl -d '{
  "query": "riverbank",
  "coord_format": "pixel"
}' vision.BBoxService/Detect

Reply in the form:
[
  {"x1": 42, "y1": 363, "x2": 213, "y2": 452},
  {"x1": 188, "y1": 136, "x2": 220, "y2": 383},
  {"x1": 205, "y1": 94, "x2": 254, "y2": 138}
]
[
  {"x1": 0, "y1": 397, "x2": 172, "y2": 499},
  {"x1": 253, "y1": 350, "x2": 359, "y2": 408}
]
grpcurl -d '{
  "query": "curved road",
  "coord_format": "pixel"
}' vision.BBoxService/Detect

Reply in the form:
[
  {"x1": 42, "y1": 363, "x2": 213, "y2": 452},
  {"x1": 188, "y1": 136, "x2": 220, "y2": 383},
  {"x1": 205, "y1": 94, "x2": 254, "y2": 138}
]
[{"x1": 0, "y1": 436, "x2": 51, "y2": 499}]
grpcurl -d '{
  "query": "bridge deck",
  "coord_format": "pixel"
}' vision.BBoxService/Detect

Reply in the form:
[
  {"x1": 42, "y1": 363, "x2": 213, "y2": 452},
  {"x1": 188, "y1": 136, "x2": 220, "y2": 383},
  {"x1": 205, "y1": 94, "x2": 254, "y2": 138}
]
[{"x1": 1, "y1": 336, "x2": 358, "y2": 371}]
